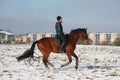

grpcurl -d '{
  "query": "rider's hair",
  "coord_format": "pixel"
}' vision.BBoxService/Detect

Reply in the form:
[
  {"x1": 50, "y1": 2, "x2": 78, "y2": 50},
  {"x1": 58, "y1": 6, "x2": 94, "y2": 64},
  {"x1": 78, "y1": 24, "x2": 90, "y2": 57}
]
[{"x1": 57, "y1": 16, "x2": 62, "y2": 21}]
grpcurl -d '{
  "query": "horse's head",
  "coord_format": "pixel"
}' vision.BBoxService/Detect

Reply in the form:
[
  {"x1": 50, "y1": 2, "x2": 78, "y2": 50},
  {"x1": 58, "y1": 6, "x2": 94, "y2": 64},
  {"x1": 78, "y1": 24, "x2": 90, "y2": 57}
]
[
  {"x1": 70, "y1": 28, "x2": 89, "y2": 43},
  {"x1": 80, "y1": 28, "x2": 89, "y2": 44}
]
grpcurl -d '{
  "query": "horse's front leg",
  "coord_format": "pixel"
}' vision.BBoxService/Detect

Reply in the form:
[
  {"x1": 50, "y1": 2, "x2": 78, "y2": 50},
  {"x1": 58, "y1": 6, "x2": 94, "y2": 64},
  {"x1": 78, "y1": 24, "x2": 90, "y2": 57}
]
[
  {"x1": 61, "y1": 53, "x2": 72, "y2": 67},
  {"x1": 71, "y1": 52, "x2": 78, "y2": 70}
]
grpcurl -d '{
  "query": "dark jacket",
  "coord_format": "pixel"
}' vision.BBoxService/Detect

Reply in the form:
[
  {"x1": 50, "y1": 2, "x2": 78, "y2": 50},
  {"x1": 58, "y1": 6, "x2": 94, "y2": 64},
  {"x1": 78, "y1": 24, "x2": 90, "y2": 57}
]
[{"x1": 55, "y1": 22, "x2": 64, "y2": 35}]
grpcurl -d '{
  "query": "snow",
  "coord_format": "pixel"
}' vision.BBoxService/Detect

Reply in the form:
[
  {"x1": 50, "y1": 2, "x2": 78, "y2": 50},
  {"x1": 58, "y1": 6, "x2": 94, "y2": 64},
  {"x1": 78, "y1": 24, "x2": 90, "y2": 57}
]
[{"x1": 0, "y1": 44, "x2": 120, "y2": 80}]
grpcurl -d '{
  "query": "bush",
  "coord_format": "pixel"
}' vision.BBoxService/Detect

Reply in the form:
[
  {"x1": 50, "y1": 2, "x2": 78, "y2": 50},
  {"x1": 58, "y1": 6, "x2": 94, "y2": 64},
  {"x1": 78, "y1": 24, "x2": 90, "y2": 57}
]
[
  {"x1": 101, "y1": 41, "x2": 108, "y2": 45},
  {"x1": 112, "y1": 38, "x2": 120, "y2": 46},
  {"x1": 77, "y1": 38, "x2": 92, "y2": 45}
]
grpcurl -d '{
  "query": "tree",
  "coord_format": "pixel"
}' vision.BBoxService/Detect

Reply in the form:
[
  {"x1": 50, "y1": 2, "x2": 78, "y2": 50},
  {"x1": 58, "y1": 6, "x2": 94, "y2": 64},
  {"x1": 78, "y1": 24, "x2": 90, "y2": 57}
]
[
  {"x1": 101, "y1": 41, "x2": 108, "y2": 45},
  {"x1": 113, "y1": 37, "x2": 120, "y2": 46},
  {"x1": 77, "y1": 38, "x2": 93, "y2": 45}
]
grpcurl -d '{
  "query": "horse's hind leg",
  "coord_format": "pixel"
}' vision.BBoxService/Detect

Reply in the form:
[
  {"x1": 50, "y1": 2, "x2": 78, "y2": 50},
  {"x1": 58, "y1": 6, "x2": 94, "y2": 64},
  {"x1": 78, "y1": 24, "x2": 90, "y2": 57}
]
[
  {"x1": 48, "y1": 61, "x2": 56, "y2": 73},
  {"x1": 43, "y1": 53, "x2": 55, "y2": 72},
  {"x1": 48, "y1": 61, "x2": 54, "y2": 67},
  {"x1": 71, "y1": 52, "x2": 78, "y2": 69},
  {"x1": 43, "y1": 57, "x2": 49, "y2": 68},
  {"x1": 41, "y1": 50, "x2": 50, "y2": 69},
  {"x1": 41, "y1": 50, "x2": 54, "y2": 69}
]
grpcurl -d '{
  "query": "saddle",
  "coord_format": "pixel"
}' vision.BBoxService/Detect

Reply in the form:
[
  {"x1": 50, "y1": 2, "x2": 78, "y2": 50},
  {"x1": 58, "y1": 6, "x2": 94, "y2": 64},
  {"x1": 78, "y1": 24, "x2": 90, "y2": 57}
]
[{"x1": 55, "y1": 34, "x2": 69, "y2": 48}]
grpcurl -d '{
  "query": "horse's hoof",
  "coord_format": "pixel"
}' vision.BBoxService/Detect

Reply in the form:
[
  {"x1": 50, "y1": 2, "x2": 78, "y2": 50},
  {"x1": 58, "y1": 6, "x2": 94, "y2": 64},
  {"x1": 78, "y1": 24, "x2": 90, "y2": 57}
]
[
  {"x1": 50, "y1": 67, "x2": 57, "y2": 73},
  {"x1": 75, "y1": 66, "x2": 78, "y2": 70},
  {"x1": 61, "y1": 65, "x2": 64, "y2": 67}
]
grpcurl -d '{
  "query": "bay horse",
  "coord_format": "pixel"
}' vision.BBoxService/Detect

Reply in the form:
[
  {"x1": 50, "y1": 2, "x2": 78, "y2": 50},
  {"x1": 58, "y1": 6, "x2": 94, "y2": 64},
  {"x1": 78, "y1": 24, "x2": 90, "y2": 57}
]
[{"x1": 16, "y1": 28, "x2": 89, "y2": 70}]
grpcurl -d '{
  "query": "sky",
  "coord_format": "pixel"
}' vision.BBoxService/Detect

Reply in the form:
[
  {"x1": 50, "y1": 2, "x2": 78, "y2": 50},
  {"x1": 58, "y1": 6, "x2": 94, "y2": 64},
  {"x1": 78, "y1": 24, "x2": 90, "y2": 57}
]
[{"x1": 0, "y1": 0, "x2": 120, "y2": 34}]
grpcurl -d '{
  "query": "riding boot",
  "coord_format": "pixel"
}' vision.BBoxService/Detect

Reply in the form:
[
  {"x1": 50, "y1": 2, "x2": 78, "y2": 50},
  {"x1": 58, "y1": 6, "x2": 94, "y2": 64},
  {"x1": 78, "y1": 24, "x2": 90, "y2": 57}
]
[{"x1": 59, "y1": 43, "x2": 66, "y2": 53}]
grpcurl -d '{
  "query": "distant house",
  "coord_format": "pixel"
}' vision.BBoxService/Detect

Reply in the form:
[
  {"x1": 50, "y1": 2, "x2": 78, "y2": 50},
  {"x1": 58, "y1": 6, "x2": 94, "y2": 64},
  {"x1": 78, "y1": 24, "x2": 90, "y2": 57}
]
[
  {"x1": 15, "y1": 35, "x2": 30, "y2": 43},
  {"x1": 0, "y1": 29, "x2": 14, "y2": 43}
]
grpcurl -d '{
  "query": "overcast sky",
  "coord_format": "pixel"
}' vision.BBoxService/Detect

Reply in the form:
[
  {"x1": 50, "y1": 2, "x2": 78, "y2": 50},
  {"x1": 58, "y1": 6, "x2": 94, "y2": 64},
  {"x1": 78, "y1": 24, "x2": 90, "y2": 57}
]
[{"x1": 0, "y1": 0, "x2": 120, "y2": 34}]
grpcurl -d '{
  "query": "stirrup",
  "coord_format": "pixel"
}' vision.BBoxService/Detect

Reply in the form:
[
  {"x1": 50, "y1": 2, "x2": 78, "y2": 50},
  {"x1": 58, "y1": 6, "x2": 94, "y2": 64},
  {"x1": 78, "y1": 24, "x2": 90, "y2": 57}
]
[
  {"x1": 59, "y1": 48, "x2": 64, "y2": 53},
  {"x1": 59, "y1": 48, "x2": 65, "y2": 53},
  {"x1": 59, "y1": 50, "x2": 64, "y2": 53}
]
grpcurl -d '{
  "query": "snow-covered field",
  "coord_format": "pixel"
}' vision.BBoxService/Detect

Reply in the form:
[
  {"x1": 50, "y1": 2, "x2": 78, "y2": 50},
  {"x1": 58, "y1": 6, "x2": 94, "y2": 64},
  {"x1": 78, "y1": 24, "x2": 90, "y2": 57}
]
[{"x1": 0, "y1": 44, "x2": 120, "y2": 80}]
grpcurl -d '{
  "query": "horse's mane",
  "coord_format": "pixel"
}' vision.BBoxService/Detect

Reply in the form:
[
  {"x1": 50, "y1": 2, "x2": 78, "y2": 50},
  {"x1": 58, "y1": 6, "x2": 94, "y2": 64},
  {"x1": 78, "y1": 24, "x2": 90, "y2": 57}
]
[{"x1": 69, "y1": 28, "x2": 86, "y2": 35}]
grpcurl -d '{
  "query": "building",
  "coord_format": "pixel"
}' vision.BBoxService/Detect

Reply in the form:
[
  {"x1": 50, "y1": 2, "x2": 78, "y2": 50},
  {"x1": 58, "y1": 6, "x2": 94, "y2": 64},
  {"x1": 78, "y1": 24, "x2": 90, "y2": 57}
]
[
  {"x1": 0, "y1": 29, "x2": 14, "y2": 43},
  {"x1": 99, "y1": 33, "x2": 106, "y2": 44},
  {"x1": 13, "y1": 32, "x2": 120, "y2": 45},
  {"x1": 45, "y1": 33, "x2": 55, "y2": 37},
  {"x1": 36, "y1": 33, "x2": 43, "y2": 40},
  {"x1": 15, "y1": 36, "x2": 30, "y2": 43},
  {"x1": 89, "y1": 32, "x2": 120, "y2": 45},
  {"x1": 27, "y1": 33, "x2": 55, "y2": 42},
  {"x1": 89, "y1": 33, "x2": 96, "y2": 44},
  {"x1": 27, "y1": 33, "x2": 37, "y2": 42}
]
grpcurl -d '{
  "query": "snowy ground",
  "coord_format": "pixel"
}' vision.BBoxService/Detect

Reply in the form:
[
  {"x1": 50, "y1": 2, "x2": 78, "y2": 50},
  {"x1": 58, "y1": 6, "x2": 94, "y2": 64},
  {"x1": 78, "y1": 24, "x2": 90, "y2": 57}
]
[{"x1": 0, "y1": 44, "x2": 120, "y2": 80}]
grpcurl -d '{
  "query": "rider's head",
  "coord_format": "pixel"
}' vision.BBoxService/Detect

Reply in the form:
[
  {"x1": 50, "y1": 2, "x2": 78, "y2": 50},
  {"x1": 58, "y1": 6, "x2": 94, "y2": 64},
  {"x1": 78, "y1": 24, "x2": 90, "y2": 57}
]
[{"x1": 57, "y1": 16, "x2": 62, "y2": 23}]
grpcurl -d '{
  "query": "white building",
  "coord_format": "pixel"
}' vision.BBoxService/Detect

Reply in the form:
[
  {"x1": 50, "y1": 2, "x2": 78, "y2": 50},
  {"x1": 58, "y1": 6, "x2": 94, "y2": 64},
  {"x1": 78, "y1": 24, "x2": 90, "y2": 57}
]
[
  {"x1": 0, "y1": 29, "x2": 14, "y2": 43},
  {"x1": 89, "y1": 32, "x2": 120, "y2": 45},
  {"x1": 27, "y1": 33, "x2": 55, "y2": 42}
]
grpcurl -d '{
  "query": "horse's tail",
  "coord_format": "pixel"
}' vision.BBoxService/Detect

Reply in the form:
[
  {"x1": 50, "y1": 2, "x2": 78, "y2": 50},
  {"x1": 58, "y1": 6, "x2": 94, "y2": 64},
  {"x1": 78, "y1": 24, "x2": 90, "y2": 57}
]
[{"x1": 16, "y1": 40, "x2": 39, "y2": 61}]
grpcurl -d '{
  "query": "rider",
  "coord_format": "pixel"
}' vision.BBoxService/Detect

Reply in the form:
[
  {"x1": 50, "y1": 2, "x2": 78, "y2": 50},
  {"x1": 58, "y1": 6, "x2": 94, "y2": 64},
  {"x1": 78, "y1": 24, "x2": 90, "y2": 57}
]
[{"x1": 55, "y1": 16, "x2": 66, "y2": 53}]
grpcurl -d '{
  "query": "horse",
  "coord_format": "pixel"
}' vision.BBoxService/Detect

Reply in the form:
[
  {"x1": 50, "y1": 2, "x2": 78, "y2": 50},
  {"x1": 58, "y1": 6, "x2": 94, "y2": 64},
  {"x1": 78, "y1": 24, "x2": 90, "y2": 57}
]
[{"x1": 16, "y1": 28, "x2": 89, "y2": 70}]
